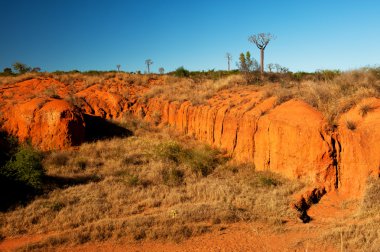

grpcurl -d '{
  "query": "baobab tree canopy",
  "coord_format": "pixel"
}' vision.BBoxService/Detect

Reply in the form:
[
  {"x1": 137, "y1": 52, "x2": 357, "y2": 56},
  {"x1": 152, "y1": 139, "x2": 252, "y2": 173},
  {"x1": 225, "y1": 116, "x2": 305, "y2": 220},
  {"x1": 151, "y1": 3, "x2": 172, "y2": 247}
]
[
  {"x1": 248, "y1": 33, "x2": 275, "y2": 50},
  {"x1": 248, "y1": 33, "x2": 275, "y2": 74}
]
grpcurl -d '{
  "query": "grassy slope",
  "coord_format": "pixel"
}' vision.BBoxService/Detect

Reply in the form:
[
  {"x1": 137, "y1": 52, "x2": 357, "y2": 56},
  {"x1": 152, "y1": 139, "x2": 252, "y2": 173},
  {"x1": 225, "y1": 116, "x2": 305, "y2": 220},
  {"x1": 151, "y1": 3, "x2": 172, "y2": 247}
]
[{"x1": 0, "y1": 118, "x2": 305, "y2": 250}]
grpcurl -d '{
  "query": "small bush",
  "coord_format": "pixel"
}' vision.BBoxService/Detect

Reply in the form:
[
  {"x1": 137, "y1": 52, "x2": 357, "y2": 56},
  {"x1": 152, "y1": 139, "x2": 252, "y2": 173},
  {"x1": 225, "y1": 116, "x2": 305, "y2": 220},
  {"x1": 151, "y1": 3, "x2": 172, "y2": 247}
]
[
  {"x1": 173, "y1": 66, "x2": 190, "y2": 78},
  {"x1": 1, "y1": 145, "x2": 44, "y2": 189},
  {"x1": 154, "y1": 141, "x2": 184, "y2": 163},
  {"x1": 183, "y1": 146, "x2": 220, "y2": 177},
  {"x1": 359, "y1": 104, "x2": 374, "y2": 117}
]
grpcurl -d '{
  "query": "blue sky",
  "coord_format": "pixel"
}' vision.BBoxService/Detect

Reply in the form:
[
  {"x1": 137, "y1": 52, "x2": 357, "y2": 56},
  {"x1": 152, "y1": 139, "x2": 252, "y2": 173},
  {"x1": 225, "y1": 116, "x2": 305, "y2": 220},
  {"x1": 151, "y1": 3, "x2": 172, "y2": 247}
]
[{"x1": 0, "y1": 0, "x2": 379, "y2": 73}]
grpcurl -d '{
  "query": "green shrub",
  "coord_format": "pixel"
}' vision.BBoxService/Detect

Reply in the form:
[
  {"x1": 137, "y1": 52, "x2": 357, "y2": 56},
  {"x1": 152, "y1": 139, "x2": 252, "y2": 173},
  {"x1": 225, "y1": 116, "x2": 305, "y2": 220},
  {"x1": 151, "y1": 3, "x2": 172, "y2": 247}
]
[
  {"x1": 174, "y1": 66, "x2": 190, "y2": 78},
  {"x1": 1, "y1": 145, "x2": 44, "y2": 189},
  {"x1": 154, "y1": 141, "x2": 222, "y2": 177},
  {"x1": 154, "y1": 141, "x2": 184, "y2": 163},
  {"x1": 183, "y1": 147, "x2": 220, "y2": 177}
]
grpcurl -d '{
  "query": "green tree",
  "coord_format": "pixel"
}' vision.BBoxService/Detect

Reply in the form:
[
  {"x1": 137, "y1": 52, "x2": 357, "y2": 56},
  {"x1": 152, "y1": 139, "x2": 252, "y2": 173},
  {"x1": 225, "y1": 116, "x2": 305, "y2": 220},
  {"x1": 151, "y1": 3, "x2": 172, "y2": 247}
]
[
  {"x1": 12, "y1": 62, "x2": 31, "y2": 74},
  {"x1": 238, "y1": 51, "x2": 258, "y2": 73},
  {"x1": 3, "y1": 67, "x2": 13, "y2": 75}
]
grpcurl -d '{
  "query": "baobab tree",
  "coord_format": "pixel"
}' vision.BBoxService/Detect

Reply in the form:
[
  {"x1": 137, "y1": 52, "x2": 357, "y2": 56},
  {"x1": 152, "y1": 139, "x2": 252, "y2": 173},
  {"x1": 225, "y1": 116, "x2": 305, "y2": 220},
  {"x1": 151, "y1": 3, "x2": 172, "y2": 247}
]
[
  {"x1": 158, "y1": 67, "x2": 165, "y2": 74},
  {"x1": 116, "y1": 64, "x2": 121, "y2": 72},
  {"x1": 248, "y1": 33, "x2": 275, "y2": 74},
  {"x1": 225, "y1": 53, "x2": 232, "y2": 71},
  {"x1": 145, "y1": 59, "x2": 153, "y2": 73}
]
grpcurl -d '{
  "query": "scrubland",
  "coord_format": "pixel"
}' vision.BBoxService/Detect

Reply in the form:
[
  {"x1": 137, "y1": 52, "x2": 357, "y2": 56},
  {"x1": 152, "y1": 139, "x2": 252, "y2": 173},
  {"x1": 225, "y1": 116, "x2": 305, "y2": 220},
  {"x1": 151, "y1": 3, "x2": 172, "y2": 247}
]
[{"x1": 0, "y1": 68, "x2": 379, "y2": 251}]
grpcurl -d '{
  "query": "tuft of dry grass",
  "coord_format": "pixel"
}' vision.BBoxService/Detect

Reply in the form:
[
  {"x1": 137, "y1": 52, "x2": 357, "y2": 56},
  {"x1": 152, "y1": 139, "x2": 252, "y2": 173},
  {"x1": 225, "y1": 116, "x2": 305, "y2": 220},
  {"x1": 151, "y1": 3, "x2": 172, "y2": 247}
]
[
  {"x1": 359, "y1": 104, "x2": 375, "y2": 117},
  {"x1": 345, "y1": 120, "x2": 357, "y2": 131}
]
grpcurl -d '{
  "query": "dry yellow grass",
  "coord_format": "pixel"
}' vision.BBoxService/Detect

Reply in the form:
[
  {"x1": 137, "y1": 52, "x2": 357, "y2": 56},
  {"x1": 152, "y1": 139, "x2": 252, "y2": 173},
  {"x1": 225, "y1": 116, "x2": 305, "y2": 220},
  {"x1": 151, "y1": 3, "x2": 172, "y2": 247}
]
[
  {"x1": 142, "y1": 74, "x2": 246, "y2": 105},
  {"x1": 0, "y1": 118, "x2": 304, "y2": 250}
]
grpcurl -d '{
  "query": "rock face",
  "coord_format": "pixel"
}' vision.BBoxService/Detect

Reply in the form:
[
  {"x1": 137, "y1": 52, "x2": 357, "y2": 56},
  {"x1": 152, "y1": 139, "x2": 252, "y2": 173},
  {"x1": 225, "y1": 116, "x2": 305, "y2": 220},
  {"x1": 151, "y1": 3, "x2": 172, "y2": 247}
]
[
  {"x1": 2, "y1": 98, "x2": 85, "y2": 150},
  {"x1": 336, "y1": 98, "x2": 380, "y2": 196},
  {"x1": 0, "y1": 76, "x2": 379, "y2": 197},
  {"x1": 142, "y1": 94, "x2": 338, "y2": 192},
  {"x1": 139, "y1": 91, "x2": 379, "y2": 196}
]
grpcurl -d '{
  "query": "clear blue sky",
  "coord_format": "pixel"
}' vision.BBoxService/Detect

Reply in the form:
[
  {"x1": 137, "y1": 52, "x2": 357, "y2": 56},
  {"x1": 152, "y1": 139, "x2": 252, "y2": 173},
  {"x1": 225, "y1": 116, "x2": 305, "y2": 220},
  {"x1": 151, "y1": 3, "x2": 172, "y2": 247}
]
[{"x1": 1, "y1": 0, "x2": 379, "y2": 73}]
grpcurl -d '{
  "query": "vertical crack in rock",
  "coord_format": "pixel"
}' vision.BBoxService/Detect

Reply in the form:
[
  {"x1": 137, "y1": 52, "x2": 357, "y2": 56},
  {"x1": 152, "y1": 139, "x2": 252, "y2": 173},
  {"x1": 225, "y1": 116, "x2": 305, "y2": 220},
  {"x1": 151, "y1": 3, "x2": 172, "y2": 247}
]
[
  {"x1": 331, "y1": 134, "x2": 341, "y2": 189},
  {"x1": 211, "y1": 106, "x2": 220, "y2": 144},
  {"x1": 219, "y1": 107, "x2": 229, "y2": 146},
  {"x1": 183, "y1": 103, "x2": 190, "y2": 134},
  {"x1": 266, "y1": 121, "x2": 271, "y2": 170}
]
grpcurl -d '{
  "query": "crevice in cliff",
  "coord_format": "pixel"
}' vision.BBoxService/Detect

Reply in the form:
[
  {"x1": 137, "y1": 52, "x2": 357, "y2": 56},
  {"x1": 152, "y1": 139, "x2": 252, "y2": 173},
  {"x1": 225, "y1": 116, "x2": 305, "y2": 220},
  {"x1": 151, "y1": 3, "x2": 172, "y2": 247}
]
[
  {"x1": 319, "y1": 130, "x2": 342, "y2": 190},
  {"x1": 266, "y1": 121, "x2": 271, "y2": 170},
  {"x1": 183, "y1": 103, "x2": 190, "y2": 134},
  {"x1": 331, "y1": 134, "x2": 341, "y2": 189},
  {"x1": 211, "y1": 107, "x2": 220, "y2": 144},
  {"x1": 219, "y1": 107, "x2": 229, "y2": 146}
]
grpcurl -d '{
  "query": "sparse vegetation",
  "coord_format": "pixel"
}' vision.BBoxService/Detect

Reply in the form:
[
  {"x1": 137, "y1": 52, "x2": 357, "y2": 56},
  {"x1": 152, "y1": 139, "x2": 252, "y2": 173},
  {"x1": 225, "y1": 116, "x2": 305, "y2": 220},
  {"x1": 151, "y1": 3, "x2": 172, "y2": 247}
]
[{"x1": 0, "y1": 122, "x2": 304, "y2": 249}]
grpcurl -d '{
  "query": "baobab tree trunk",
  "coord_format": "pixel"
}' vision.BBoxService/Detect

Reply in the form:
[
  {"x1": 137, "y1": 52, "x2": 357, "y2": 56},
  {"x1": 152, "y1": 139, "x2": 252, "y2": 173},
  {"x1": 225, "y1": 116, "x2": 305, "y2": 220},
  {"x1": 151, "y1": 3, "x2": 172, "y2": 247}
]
[
  {"x1": 260, "y1": 48, "x2": 264, "y2": 74},
  {"x1": 147, "y1": 65, "x2": 150, "y2": 74}
]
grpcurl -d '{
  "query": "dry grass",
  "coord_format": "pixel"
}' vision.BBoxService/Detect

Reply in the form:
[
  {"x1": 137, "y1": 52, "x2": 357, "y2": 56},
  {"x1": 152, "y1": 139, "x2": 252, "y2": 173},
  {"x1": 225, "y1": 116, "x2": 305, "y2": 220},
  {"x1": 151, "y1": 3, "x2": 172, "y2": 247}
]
[
  {"x1": 0, "y1": 72, "x2": 41, "y2": 85},
  {"x1": 139, "y1": 68, "x2": 379, "y2": 124},
  {"x1": 321, "y1": 178, "x2": 380, "y2": 251},
  {"x1": 142, "y1": 75, "x2": 246, "y2": 105},
  {"x1": 266, "y1": 69, "x2": 380, "y2": 126},
  {"x1": 0, "y1": 119, "x2": 304, "y2": 250}
]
